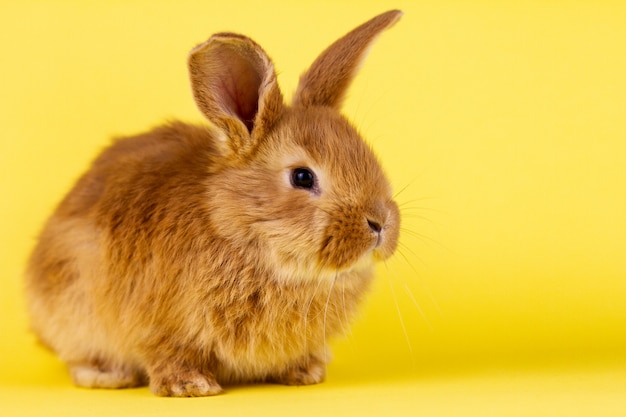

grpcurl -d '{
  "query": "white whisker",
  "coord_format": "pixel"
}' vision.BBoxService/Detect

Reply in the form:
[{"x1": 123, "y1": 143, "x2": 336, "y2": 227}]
[
  {"x1": 303, "y1": 273, "x2": 326, "y2": 355},
  {"x1": 323, "y1": 275, "x2": 337, "y2": 372},
  {"x1": 399, "y1": 213, "x2": 438, "y2": 223},
  {"x1": 392, "y1": 171, "x2": 432, "y2": 200},
  {"x1": 383, "y1": 260, "x2": 416, "y2": 368},
  {"x1": 393, "y1": 181, "x2": 415, "y2": 200},
  {"x1": 402, "y1": 231, "x2": 451, "y2": 254},
  {"x1": 398, "y1": 204, "x2": 447, "y2": 215},
  {"x1": 340, "y1": 277, "x2": 352, "y2": 335},
  {"x1": 397, "y1": 197, "x2": 440, "y2": 207},
  {"x1": 395, "y1": 247, "x2": 442, "y2": 317},
  {"x1": 397, "y1": 240, "x2": 427, "y2": 266},
  {"x1": 387, "y1": 254, "x2": 433, "y2": 330}
]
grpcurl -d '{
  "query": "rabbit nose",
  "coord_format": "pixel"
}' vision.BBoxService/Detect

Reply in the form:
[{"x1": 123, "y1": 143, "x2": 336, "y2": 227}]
[{"x1": 367, "y1": 218, "x2": 382, "y2": 234}]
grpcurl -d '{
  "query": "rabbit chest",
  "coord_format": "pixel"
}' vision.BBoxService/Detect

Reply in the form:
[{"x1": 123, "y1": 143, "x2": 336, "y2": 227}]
[{"x1": 98, "y1": 218, "x2": 373, "y2": 379}]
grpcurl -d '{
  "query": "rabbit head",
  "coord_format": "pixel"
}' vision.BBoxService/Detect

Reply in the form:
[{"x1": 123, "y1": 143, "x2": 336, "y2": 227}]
[{"x1": 188, "y1": 10, "x2": 402, "y2": 282}]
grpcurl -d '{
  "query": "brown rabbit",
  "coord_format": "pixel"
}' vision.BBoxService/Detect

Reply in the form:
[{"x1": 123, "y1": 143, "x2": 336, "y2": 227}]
[{"x1": 25, "y1": 10, "x2": 402, "y2": 396}]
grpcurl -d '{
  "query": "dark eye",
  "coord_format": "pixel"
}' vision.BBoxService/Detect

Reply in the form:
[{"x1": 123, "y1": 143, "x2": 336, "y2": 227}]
[{"x1": 291, "y1": 167, "x2": 316, "y2": 190}]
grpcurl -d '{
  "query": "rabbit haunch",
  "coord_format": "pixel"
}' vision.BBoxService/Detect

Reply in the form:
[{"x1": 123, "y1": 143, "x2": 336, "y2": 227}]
[{"x1": 25, "y1": 10, "x2": 402, "y2": 396}]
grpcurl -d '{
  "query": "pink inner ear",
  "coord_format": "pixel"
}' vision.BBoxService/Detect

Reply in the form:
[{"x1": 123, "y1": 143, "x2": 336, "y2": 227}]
[{"x1": 216, "y1": 48, "x2": 261, "y2": 133}]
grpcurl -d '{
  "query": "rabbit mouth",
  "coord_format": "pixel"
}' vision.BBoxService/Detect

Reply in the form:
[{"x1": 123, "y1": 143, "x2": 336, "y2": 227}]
[{"x1": 317, "y1": 232, "x2": 392, "y2": 272}]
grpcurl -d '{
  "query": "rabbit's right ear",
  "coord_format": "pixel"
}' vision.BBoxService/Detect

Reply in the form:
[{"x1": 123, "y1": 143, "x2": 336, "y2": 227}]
[
  {"x1": 293, "y1": 10, "x2": 402, "y2": 110},
  {"x1": 188, "y1": 34, "x2": 284, "y2": 160}
]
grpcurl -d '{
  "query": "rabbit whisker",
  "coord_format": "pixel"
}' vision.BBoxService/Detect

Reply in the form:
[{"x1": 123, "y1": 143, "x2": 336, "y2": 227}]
[
  {"x1": 393, "y1": 181, "x2": 415, "y2": 200},
  {"x1": 396, "y1": 193, "x2": 439, "y2": 205},
  {"x1": 400, "y1": 227, "x2": 451, "y2": 253},
  {"x1": 395, "y1": 247, "x2": 442, "y2": 317},
  {"x1": 398, "y1": 204, "x2": 448, "y2": 215},
  {"x1": 383, "y1": 260, "x2": 416, "y2": 367},
  {"x1": 397, "y1": 240, "x2": 427, "y2": 266},
  {"x1": 387, "y1": 253, "x2": 432, "y2": 330},
  {"x1": 302, "y1": 269, "x2": 326, "y2": 355},
  {"x1": 399, "y1": 212, "x2": 435, "y2": 222},
  {"x1": 323, "y1": 275, "x2": 337, "y2": 372},
  {"x1": 340, "y1": 277, "x2": 352, "y2": 336}
]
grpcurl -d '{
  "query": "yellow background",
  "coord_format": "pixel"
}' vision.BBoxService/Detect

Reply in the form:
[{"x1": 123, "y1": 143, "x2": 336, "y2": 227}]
[{"x1": 1, "y1": 0, "x2": 625, "y2": 415}]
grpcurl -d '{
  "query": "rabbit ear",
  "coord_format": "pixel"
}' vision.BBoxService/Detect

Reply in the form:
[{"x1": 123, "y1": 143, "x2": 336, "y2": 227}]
[
  {"x1": 188, "y1": 33, "x2": 284, "y2": 158},
  {"x1": 293, "y1": 10, "x2": 402, "y2": 109}
]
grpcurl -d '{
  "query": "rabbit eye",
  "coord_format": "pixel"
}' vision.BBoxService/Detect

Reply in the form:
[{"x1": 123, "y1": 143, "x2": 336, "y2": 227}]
[{"x1": 291, "y1": 167, "x2": 316, "y2": 190}]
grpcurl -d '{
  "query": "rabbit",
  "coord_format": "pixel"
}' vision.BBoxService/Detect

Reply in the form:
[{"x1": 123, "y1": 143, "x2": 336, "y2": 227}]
[{"x1": 25, "y1": 10, "x2": 402, "y2": 397}]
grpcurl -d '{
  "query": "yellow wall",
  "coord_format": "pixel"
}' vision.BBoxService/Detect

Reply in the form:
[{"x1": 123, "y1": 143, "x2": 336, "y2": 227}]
[{"x1": 1, "y1": 0, "x2": 625, "y2": 411}]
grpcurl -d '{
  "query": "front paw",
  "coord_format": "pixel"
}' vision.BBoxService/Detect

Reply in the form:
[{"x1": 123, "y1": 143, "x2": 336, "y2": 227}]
[
  {"x1": 150, "y1": 369, "x2": 223, "y2": 397},
  {"x1": 273, "y1": 357, "x2": 326, "y2": 386}
]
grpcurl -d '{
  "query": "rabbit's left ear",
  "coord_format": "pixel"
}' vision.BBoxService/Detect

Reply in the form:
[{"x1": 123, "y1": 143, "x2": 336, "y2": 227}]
[
  {"x1": 293, "y1": 10, "x2": 403, "y2": 110},
  {"x1": 188, "y1": 33, "x2": 284, "y2": 158}
]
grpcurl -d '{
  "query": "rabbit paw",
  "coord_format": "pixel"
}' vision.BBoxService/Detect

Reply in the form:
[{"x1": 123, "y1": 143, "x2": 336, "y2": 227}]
[
  {"x1": 150, "y1": 369, "x2": 223, "y2": 397},
  {"x1": 69, "y1": 362, "x2": 144, "y2": 388},
  {"x1": 273, "y1": 357, "x2": 326, "y2": 386}
]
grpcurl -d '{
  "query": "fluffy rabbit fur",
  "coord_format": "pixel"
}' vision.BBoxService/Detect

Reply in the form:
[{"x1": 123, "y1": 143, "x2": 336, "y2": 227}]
[{"x1": 25, "y1": 10, "x2": 402, "y2": 396}]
